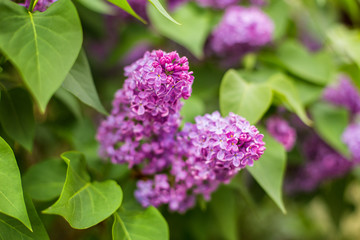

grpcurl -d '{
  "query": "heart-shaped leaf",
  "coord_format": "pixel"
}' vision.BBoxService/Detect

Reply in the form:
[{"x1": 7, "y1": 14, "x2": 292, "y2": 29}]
[
  {"x1": 0, "y1": 137, "x2": 32, "y2": 231},
  {"x1": 0, "y1": 0, "x2": 82, "y2": 112},
  {"x1": 0, "y1": 88, "x2": 35, "y2": 151},
  {"x1": 43, "y1": 152, "x2": 123, "y2": 229},
  {"x1": 147, "y1": 0, "x2": 180, "y2": 25},
  {"x1": 220, "y1": 69, "x2": 273, "y2": 124}
]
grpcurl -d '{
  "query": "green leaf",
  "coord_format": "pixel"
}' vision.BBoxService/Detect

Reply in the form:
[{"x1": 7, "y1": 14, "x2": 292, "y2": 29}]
[
  {"x1": 0, "y1": 195, "x2": 49, "y2": 240},
  {"x1": 55, "y1": 87, "x2": 82, "y2": 120},
  {"x1": 293, "y1": 79, "x2": 323, "y2": 106},
  {"x1": 267, "y1": 73, "x2": 312, "y2": 126},
  {"x1": 0, "y1": 88, "x2": 35, "y2": 151},
  {"x1": 0, "y1": 137, "x2": 32, "y2": 231},
  {"x1": 310, "y1": 102, "x2": 351, "y2": 158},
  {"x1": 0, "y1": 0, "x2": 83, "y2": 112},
  {"x1": 147, "y1": 0, "x2": 180, "y2": 24},
  {"x1": 148, "y1": 2, "x2": 211, "y2": 59},
  {"x1": 77, "y1": 0, "x2": 116, "y2": 15},
  {"x1": 107, "y1": 0, "x2": 147, "y2": 24},
  {"x1": 22, "y1": 159, "x2": 67, "y2": 202},
  {"x1": 276, "y1": 40, "x2": 334, "y2": 85},
  {"x1": 265, "y1": 0, "x2": 289, "y2": 40},
  {"x1": 112, "y1": 206, "x2": 169, "y2": 240},
  {"x1": 180, "y1": 95, "x2": 205, "y2": 124},
  {"x1": 62, "y1": 49, "x2": 107, "y2": 115},
  {"x1": 219, "y1": 69, "x2": 273, "y2": 124},
  {"x1": 43, "y1": 152, "x2": 123, "y2": 229},
  {"x1": 247, "y1": 128, "x2": 287, "y2": 213}
]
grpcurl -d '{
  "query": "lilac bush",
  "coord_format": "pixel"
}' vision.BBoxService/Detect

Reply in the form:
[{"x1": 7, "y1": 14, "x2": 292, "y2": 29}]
[
  {"x1": 194, "y1": 0, "x2": 239, "y2": 9},
  {"x1": 266, "y1": 116, "x2": 296, "y2": 151},
  {"x1": 342, "y1": 123, "x2": 360, "y2": 160},
  {"x1": 20, "y1": 0, "x2": 57, "y2": 11}
]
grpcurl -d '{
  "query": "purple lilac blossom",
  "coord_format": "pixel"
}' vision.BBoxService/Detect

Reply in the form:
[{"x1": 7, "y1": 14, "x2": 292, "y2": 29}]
[
  {"x1": 286, "y1": 134, "x2": 355, "y2": 194},
  {"x1": 342, "y1": 123, "x2": 360, "y2": 160},
  {"x1": 134, "y1": 111, "x2": 266, "y2": 212},
  {"x1": 323, "y1": 74, "x2": 360, "y2": 115},
  {"x1": 209, "y1": 6, "x2": 274, "y2": 60},
  {"x1": 266, "y1": 116, "x2": 296, "y2": 151},
  {"x1": 250, "y1": 0, "x2": 267, "y2": 7},
  {"x1": 96, "y1": 50, "x2": 194, "y2": 172},
  {"x1": 19, "y1": 0, "x2": 57, "y2": 11},
  {"x1": 194, "y1": 0, "x2": 239, "y2": 9}
]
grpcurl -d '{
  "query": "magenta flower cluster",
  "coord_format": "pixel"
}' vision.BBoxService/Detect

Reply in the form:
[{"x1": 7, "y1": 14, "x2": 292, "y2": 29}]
[
  {"x1": 266, "y1": 116, "x2": 296, "y2": 151},
  {"x1": 195, "y1": 0, "x2": 239, "y2": 9},
  {"x1": 20, "y1": 0, "x2": 57, "y2": 11},
  {"x1": 323, "y1": 74, "x2": 360, "y2": 115},
  {"x1": 97, "y1": 50, "x2": 265, "y2": 212},
  {"x1": 209, "y1": 6, "x2": 274, "y2": 57},
  {"x1": 286, "y1": 134, "x2": 355, "y2": 194}
]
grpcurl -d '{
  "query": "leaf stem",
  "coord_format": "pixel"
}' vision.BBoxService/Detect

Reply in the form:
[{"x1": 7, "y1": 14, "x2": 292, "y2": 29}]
[{"x1": 28, "y1": 0, "x2": 38, "y2": 12}]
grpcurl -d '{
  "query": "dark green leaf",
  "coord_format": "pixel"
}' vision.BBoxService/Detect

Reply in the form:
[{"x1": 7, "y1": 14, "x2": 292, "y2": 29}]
[
  {"x1": 219, "y1": 69, "x2": 273, "y2": 124},
  {"x1": 55, "y1": 87, "x2": 82, "y2": 120},
  {"x1": 112, "y1": 206, "x2": 169, "y2": 240},
  {"x1": 43, "y1": 152, "x2": 123, "y2": 229},
  {"x1": 148, "y1": 2, "x2": 211, "y2": 58},
  {"x1": 107, "y1": 0, "x2": 147, "y2": 23},
  {"x1": 267, "y1": 73, "x2": 312, "y2": 126},
  {"x1": 63, "y1": 49, "x2": 107, "y2": 115},
  {"x1": 247, "y1": 128, "x2": 287, "y2": 213},
  {"x1": 0, "y1": 137, "x2": 32, "y2": 231},
  {"x1": 0, "y1": 195, "x2": 49, "y2": 240},
  {"x1": 22, "y1": 159, "x2": 67, "y2": 202},
  {"x1": 310, "y1": 102, "x2": 351, "y2": 158},
  {"x1": 0, "y1": 88, "x2": 35, "y2": 151},
  {"x1": 0, "y1": 0, "x2": 83, "y2": 112}
]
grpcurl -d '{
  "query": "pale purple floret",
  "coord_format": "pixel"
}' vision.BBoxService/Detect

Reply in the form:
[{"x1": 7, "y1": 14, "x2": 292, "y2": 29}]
[
  {"x1": 195, "y1": 0, "x2": 239, "y2": 9},
  {"x1": 266, "y1": 116, "x2": 296, "y2": 151},
  {"x1": 19, "y1": 0, "x2": 57, "y2": 11},
  {"x1": 342, "y1": 123, "x2": 360, "y2": 160},
  {"x1": 286, "y1": 135, "x2": 355, "y2": 194},
  {"x1": 323, "y1": 74, "x2": 360, "y2": 115},
  {"x1": 209, "y1": 6, "x2": 274, "y2": 58}
]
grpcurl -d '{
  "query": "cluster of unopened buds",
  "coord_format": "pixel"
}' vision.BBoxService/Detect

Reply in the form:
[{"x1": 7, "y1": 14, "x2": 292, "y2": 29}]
[{"x1": 97, "y1": 50, "x2": 265, "y2": 212}]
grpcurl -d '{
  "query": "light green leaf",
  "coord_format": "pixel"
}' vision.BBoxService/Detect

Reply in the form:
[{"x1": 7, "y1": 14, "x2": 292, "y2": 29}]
[
  {"x1": 63, "y1": 49, "x2": 107, "y2": 115},
  {"x1": 0, "y1": 195, "x2": 49, "y2": 240},
  {"x1": 310, "y1": 102, "x2": 351, "y2": 158},
  {"x1": 0, "y1": 0, "x2": 82, "y2": 112},
  {"x1": 247, "y1": 128, "x2": 287, "y2": 213},
  {"x1": 78, "y1": 0, "x2": 116, "y2": 15},
  {"x1": 219, "y1": 69, "x2": 273, "y2": 124},
  {"x1": 0, "y1": 88, "x2": 35, "y2": 151},
  {"x1": 293, "y1": 79, "x2": 323, "y2": 106},
  {"x1": 267, "y1": 73, "x2": 312, "y2": 126},
  {"x1": 112, "y1": 206, "x2": 169, "y2": 240},
  {"x1": 148, "y1": 2, "x2": 211, "y2": 59},
  {"x1": 107, "y1": 0, "x2": 147, "y2": 23},
  {"x1": 22, "y1": 159, "x2": 67, "y2": 202},
  {"x1": 276, "y1": 40, "x2": 334, "y2": 85},
  {"x1": 43, "y1": 152, "x2": 123, "y2": 229},
  {"x1": 0, "y1": 137, "x2": 32, "y2": 231},
  {"x1": 147, "y1": 0, "x2": 180, "y2": 25}
]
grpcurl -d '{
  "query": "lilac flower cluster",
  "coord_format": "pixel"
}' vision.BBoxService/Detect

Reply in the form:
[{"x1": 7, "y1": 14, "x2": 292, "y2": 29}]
[
  {"x1": 194, "y1": 0, "x2": 239, "y2": 9},
  {"x1": 323, "y1": 74, "x2": 360, "y2": 115},
  {"x1": 20, "y1": 0, "x2": 57, "y2": 11},
  {"x1": 266, "y1": 116, "x2": 296, "y2": 151},
  {"x1": 209, "y1": 6, "x2": 274, "y2": 58},
  {"x1": 97, "y1": 50, "x2": 265, "y2": 212},
  {"x1": 97, "y1": 50, "x2": 194, "y2": 173},
  {"x1": 286, "y1": 134, "x2": 355, "y2": 194},
  {"x1": 342, "y1": 123, "x2": 360, "y2": 160},
  {"x1": 135, "y1": 111, "x2": 265, "y2": 212}
]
